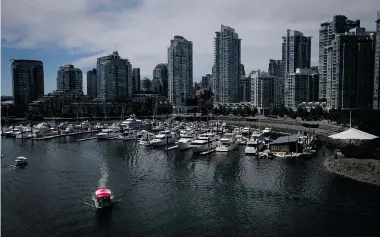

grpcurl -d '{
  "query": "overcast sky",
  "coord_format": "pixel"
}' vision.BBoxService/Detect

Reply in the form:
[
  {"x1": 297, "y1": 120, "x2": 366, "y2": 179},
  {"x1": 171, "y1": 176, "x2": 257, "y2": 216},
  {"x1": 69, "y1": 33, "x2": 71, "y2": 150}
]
[{"x1": 1, "y1": 0, "x2": 379, "y2": 95}]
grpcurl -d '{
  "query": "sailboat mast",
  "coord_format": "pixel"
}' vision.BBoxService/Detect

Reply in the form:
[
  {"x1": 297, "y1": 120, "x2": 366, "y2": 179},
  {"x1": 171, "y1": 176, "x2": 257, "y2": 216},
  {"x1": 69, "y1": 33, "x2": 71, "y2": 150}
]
[{"x1": 349, "y1": 111, "x2": 352, "y2": 128}]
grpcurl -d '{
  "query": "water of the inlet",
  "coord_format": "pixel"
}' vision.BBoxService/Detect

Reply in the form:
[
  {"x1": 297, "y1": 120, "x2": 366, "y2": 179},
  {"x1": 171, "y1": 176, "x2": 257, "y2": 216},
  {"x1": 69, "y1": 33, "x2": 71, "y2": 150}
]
[{"x1": 2, "y1": 136, "x2": 380, "y2": 237}]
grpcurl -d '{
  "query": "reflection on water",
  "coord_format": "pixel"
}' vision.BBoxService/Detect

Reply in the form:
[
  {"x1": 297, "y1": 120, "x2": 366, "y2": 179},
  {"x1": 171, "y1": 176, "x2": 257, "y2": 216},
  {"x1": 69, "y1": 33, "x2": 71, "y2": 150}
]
[
  {"x1": 96, "y1": 208, "x2": 113, "y2": 227},
  {"x1": 2, "y1": 137, "x2": 380, "y2": 237}
]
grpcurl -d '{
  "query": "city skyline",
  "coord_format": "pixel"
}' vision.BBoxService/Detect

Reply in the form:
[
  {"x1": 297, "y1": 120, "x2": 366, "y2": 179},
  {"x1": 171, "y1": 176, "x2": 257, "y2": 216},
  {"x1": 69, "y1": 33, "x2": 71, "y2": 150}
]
[{"x1": 1, "y1": 0, "x2": 379, "y2": 95}]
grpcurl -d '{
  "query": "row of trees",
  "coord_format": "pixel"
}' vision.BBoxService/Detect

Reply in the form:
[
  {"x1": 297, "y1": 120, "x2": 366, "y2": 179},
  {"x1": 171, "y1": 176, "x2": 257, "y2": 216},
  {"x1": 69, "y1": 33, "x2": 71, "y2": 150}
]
[{"x1": 209, "y1": 105, "x2": 380, "y2": 135}]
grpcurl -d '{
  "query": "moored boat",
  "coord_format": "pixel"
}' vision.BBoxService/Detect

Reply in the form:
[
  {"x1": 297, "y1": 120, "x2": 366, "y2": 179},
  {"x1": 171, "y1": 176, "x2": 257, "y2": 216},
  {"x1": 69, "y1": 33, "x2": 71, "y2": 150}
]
[{"x1": 215, "y1": 133, "x2": 238, "y2": 152}]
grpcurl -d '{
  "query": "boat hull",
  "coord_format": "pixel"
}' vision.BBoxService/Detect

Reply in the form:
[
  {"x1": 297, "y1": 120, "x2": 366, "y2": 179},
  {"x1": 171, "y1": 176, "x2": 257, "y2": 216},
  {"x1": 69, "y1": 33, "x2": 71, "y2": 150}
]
[
  {"x1": 245, "y1": 147, "x2": 257, "y2": 155},
  {"x1": 191, "y1": 141, "x2": 218, "y2": 153},
  {"x1": 151, "y1": 138, "x2": 176, "y2": 147},
  {"x1": 178, "y1": 141, "x2": 192, "y2": 150},
  {"x1": 215, "y1": 143, "x2": 238, "y2": 152}
]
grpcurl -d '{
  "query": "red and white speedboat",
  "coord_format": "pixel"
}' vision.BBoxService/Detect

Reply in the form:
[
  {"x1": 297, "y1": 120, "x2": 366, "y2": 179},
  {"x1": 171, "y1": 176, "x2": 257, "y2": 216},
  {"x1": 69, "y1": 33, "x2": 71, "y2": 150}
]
[{"x1": 94, "y1": 188, "x2": 114, "y2": 209}]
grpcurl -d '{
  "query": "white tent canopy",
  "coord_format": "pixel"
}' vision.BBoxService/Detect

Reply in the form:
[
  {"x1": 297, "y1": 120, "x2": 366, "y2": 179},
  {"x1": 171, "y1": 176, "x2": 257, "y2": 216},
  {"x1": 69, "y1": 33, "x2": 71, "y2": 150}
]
[{"x1": 329, "y1": 128, "x2": 378, "y2": 140}]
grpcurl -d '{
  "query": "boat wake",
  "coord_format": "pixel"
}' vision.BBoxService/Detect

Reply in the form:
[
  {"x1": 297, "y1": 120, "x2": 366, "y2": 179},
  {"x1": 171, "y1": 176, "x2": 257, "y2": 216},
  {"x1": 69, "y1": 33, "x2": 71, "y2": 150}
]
[{"x1": 98, "y1": 159, "x2": 108, "y2": 188}]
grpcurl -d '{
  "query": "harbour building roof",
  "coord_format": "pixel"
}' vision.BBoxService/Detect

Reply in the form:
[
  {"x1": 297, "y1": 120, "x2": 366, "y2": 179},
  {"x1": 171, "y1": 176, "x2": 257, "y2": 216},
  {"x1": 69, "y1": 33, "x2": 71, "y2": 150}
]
[{"x1": 271, "y1": 134, "x2": 304, "y2": 145}]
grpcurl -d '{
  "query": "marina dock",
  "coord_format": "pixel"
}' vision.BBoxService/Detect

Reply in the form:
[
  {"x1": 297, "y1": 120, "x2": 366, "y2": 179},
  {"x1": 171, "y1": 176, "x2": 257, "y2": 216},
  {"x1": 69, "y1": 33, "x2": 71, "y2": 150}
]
[
  {"x1": 200, "y1": 149, "x2": 215, "y2": 155},
  {"x1": 76, "y1": 136, "x2": 97, "y2": 142},
  {"x1": 31, "y1": 130, "x2": 100, "y2": 141},
  {"x1": 166, "y1": 145, "x2": 178, "y2": 150}
]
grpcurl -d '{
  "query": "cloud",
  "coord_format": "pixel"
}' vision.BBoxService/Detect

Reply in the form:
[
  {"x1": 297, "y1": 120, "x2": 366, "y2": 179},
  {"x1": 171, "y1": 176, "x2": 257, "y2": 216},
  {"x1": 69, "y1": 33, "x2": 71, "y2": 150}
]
[{"x1": 2, "y1": 0, "x2": 379, "y2": 79}]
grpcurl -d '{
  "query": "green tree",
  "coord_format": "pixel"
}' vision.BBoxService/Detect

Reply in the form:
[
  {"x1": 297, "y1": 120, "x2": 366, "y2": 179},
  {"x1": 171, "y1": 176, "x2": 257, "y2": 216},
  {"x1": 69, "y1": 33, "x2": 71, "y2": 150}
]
[
  {"x1": 213, "y1": 106, "x2": 220, "y2": 115},
  {"x1": 242, "y1": 106, "x2": 251, "y2": 116},
  {"x1": 271, "y1": 108, "x2": 279, "y2": 116},
  {"x1": 252, "y1": 107, "x2": 258, "y2": 117}
]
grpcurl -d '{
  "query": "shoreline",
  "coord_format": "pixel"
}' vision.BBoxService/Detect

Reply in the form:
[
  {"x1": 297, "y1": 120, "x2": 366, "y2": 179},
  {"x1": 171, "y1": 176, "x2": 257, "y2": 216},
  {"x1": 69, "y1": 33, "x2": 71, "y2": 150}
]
[
  {"x1": 224, "y1": 119, "x2": 342, "y2": 137},
  {"x1": 324, "y1": 156, "x2": 380, "y2": 186}
]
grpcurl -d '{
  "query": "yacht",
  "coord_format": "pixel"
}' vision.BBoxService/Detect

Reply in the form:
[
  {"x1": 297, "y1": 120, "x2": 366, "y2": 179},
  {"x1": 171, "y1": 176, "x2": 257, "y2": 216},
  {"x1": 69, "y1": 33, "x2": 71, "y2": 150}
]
[
  {"x1": 139, "y1": 133, "x2": 154, "y2": 146},
  {"x1": 245, "y1": 131, "x2": 264, "y2": 155},
  {"x1": 94, "y1": 188, "x2": 114, "y2": 209},
  {"x1": 177, "y1": 131, "x2": 197, "y2": 150},
  {"x1": 119, "y1": 128, "x2": 137, "y2": 140},
  {"x1": 96, "y1": 127, "x2": 121, "y2": 140},
  {"x1": 136, "y1": 130, "x2": 152, "y2": 140},
  {"x1": 15, "y1": 129, "x2": 33, "y2": 139},
  {"x1": 190, "y1": 133, "x2": 219, "y2": 153},
  {"x1": 14, "y1": 156, "x2": 28, "y2": 167},
  {"x1": 215, "y1": 133, "x2": 238, "y2": 152},
  {"x1": 75, "y1": 121, "x2": 91, "y2": 130},
  {"x1": 150, "y1": 130, "x2": 177, "y2": 147},
  {"x1": 32, "y1": 123, "x2": 59, "y2": 138},
  {"x1": 262, "y1": 127, "x2": 272, "y2": 134},
  {"x1": 64, "y1": 124, "x2": 76, "y2": 134},
  {"x1": 120, "y1": 116, "x2": 144, "y2": 131},
  {"x1": 241, "y1": 127, "x2": 251, "y2": 137},
  {"x1": 5, "y1": 127, "x2": 22, "y2": 138},
  {"x1": 235, "y1": 134, "x2": 247, "y2": 145}
]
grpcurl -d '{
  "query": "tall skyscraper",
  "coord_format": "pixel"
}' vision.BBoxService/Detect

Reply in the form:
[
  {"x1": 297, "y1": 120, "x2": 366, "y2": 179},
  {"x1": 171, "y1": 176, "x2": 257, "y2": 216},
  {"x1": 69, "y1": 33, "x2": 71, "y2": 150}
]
[
  {"x1": 327, "y1": 27, "x2": 376, "y2": 109},
  {"x1": 282, "y1": 29, "x2": 311, "y2": 76},
  {"x1": 318, "y1": 15, "x2": 360, "y2": 105},
  {"x1": 374, "y1": 11, "x2": 380, "y2": 110},
  {"x1": 152, "y1": 63, "x2": 168, "y2": 96},
  {"x1": 282, "y1": 29, "x2": 311, "y2": 109},
  {"x1": 214, "y1": 25, "x2": 241, "y2": 104},
  {"x1": 57, "y1": 64, "x2": 83, "y2": 93},
  {"x1": 11, "y1": 60, "x2": 44, "y2": 108},
  {"x1": 168, "y1": 35, "x2": 193, "y2": 112},
  {"x1": 87, "y1": 69, "x2": 97, "y2": 98},
  {"x1": 132, "y1": 68, "x2": 141, "y2": 94},
  {"x1": 96, "y1": 51, "x2": 132, "y2": 102},
  {"x1": 268, "y1": 59, "x2": 283, "y2": 77}
]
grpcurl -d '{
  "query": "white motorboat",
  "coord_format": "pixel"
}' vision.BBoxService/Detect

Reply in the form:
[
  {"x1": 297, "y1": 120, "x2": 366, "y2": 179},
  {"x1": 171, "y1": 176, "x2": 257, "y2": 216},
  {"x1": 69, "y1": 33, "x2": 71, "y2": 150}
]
[
  {"x1": 216, "y1": 133, "x2": 238, "y2": 152},
  {"x1": 96, "y1": 128, "x2": 120, "y2": 140},
  {"x1": 75, "y1": 121, "x2": 90, "y2": 130},
  {"x1": 241, "y1": 127, "x2": 251, "y2": 136},
  {"x1": 7, "y1": 127, "x2": 22, "y2": 138},
  {"x1": 119, "y1": 128, "x2": 137, "y2": 140},
  {"x1": 64, "y1": 124, "x2": 76, "y2": 134},
  {"x1": 137, "y1": 130, "x2": 148, "y2": 140},
  {"x1": 262, "y1": 127, "x2": 272, "y2": 134},
  {"x1": 94, "y1": 188, "x2": 114, "y2": 209},
  {"x1": 150, "y1": 130, "x2": 177, "y2": 147},
  {"x1": 177, "y1": 131, "x2": 197, "y2": 150},
  {"x1": 245, "y1": 139, "x2": 258, "y2": 155},
  {"x1": 245, "y1": 132, "x2": 264, "y2": 155},
  {"x1": 190, "y1": 133, "x2": 219, "y2": 153},
  {"x1": 32, "y1": 124, "x2": 59, "y2": 138},
  {"x1": 235, "y1": 134, "x2": 248, "y2": 145},
  {"x1": 120, "y1": 116, "x2": 144, "y2": 131},
  {"x1": 14, "y1": 156, "x2": 28, "y2": 167},
  {"x1": 139, "y1": 136, "x2": 153, "y2": 146},
  {"x1": 15, "y1": 130, "x2": 32, "y2": 139}
]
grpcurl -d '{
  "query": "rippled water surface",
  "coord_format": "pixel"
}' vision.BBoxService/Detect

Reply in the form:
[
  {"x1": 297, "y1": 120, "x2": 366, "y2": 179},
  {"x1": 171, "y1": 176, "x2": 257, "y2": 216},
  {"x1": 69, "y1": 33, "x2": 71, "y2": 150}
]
[{"x1": 2, "y1": 136, "x2": 380, "y2": 237}]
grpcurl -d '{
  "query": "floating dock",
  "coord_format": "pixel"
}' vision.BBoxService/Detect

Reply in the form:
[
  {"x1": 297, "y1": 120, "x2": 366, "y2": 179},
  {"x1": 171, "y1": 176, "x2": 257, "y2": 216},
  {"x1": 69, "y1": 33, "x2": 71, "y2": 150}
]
[
  {"x1": 166, "y1": 145, "x2": 178, "y2": 151},
  {"x1": 31, "y1": 130, "x2": 100, "y2": 141},
  {"x1": 200, "y1": 149, "x2": 215, "y2": 155},
  {"x1": 76, "y1": 137, "x2": 97, "y2": 142}
]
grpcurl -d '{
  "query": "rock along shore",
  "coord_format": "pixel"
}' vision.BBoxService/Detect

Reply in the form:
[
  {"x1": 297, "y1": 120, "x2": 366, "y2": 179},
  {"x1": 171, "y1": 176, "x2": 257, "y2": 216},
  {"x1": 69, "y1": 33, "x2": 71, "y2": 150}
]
[{"x1": 324, "y1": 157, "x2": 380, "y2": 186}]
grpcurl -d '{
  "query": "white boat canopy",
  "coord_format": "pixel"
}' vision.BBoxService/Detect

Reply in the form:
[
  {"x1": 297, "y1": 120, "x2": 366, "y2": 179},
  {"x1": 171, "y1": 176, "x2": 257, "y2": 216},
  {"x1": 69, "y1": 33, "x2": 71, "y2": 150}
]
[{"x1": 329, "y1": 128, "x2": 378, "y2": 140}]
